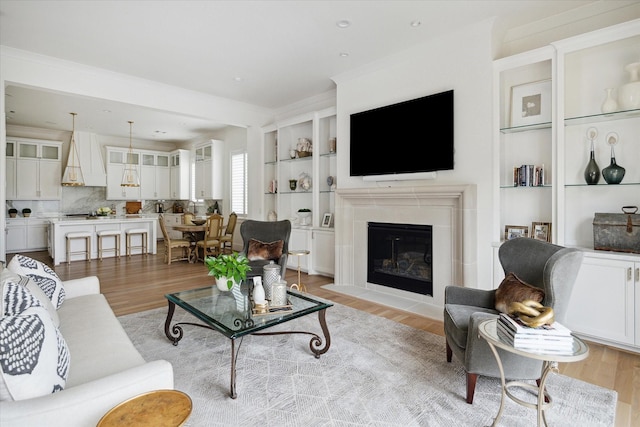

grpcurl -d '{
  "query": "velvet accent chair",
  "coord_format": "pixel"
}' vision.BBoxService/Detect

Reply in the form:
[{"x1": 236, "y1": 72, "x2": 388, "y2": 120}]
[
  {"x1": 240, "y1": 219, "x2": 291, "y2": 279},
  {"x1": 158, "y1": 214, "x2": 192, "y2": 264},
  {"x1": 220, "y1": 212, "x2": 238, "y2": 254},
  {"x1": 443, "y1": 237, "x2": 584, "y2": 404},
  {"x1": 196, "y1": 214, "x2": 223, "y2": 262}
]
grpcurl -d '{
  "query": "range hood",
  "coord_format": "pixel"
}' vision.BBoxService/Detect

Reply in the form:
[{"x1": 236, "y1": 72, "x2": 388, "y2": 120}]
[{"x1": 69, "y1": 131, "x2": 107, "y2": 187}]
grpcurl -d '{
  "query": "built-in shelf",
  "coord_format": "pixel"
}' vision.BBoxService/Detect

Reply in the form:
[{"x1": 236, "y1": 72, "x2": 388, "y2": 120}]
[
  {"x1": 500, "y1": 121, "x2": 551, "y2": 133},
  {"x1": 565, "y1": 108, "x2": 640, "y2": 126}
]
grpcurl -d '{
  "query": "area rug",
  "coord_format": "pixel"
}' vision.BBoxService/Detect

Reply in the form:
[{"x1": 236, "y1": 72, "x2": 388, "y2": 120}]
[{"x1": 118, "y1": 303, "x2": 617, "y2": 426}]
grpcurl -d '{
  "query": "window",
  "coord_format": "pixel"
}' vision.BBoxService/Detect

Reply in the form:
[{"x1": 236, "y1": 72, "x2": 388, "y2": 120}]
[{"x1": 230, "y1": 151, "x2": 247, "y2": 215}]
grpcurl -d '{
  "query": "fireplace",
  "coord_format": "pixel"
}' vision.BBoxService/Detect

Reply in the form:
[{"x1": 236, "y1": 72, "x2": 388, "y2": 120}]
[{"x1": 368, "y1": 222, "x2": 433, "y2": 296}]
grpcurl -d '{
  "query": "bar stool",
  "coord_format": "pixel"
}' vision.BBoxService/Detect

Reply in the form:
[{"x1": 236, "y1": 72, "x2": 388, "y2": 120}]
[
  {"x1": 66, "y1": 232, "x2": 92, "y2": 265},
  {"x1": 97, "y1": 230, "x2": 121, "y2": 261},
  {"x1": 125, "y1": 228, "x2": 148, "y2": 257}
]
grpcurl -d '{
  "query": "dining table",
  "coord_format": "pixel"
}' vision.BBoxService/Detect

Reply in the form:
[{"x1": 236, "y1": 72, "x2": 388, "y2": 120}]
[{"x1": 169, "y1": 224, "x2": 208, "y2": 263}]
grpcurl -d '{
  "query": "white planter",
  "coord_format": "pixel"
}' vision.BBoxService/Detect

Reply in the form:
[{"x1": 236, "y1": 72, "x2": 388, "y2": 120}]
[{"x1": 216, "y1": 276, "x2": 237, "y2": 292}]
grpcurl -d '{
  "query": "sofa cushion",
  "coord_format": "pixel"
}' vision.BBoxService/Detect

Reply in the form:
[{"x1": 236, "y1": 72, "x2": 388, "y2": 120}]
[
  {"x1": 58, "y1": 294, "x2": 145, "y2": 387},
  {"x1": 247, "y1": 238, "x2": 284, "y2": 261},
  {"x1": 494, "y1": 272, "x2": 544, "y2": 314},
  {"x1": 0, "y1": 279, "x2": 70, "y2": 401},
  {"x1": 7, "y1": 255, "x2": 65, "y2": 309},
  {"x1": 0, "y1": 268, "x2": 59, "y2": 327}
]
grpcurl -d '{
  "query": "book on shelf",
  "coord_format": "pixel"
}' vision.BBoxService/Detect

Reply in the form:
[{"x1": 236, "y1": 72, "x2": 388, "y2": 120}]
[
  {"x1": 497, "y1": 322, "x2": 573, "y2": 349},
  {"x1": 498, "y1": 313, "x2": 572, "y2": 337}
]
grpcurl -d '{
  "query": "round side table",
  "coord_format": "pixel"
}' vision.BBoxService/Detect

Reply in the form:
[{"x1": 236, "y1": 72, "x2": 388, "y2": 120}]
[
  {"x1": 288, "y1": 249, "x2": 310, "y2": 292},
  {"x1": 97, "y1": 389, "x2": 192, "y2": 427}
]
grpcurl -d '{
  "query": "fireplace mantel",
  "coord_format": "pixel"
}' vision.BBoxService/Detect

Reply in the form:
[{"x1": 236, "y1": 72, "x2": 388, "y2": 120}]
[{"x1": 326, "y1": 184, "x2": 477, "y2": 319}]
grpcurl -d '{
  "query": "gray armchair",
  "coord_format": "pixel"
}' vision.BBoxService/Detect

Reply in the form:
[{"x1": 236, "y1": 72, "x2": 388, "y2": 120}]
[
  {"x1": 443, "y1": 238, "x2": 583, "y2": 403},
  {"x1": 240, "y1": 219, "x2": 291, "y2": 279}
]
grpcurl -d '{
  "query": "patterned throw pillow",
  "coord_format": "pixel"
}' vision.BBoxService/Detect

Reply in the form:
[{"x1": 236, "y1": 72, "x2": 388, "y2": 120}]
[
  {"x1": 0, "y1": 268, "x2": 60, "y2": 327},
  {"x1": 0, "y1": 279, "x2": 70, "y2": 401},
  {"x1": 7, "y1": 255, "x2": 65, "y2": 309},
  {"x1": 247, "y1": 239, "x2": 284, "y2": 261}
]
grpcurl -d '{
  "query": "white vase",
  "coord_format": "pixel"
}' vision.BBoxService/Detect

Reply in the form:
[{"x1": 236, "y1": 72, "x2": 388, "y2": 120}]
[
  {"x1": 216, "y1": 276, "x2": 237, "y2": 292},
  {"x1": 601, "y1": 88, "x2": 617, "y2": 113},
  {"x1": 252, "y1": 276, "x2": 266, "y2": 305},
  {"x1": 618, "y1": 61, "x2": 640, "y2": 110}
]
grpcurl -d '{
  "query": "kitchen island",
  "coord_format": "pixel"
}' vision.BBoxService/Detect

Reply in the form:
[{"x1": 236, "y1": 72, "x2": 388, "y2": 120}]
[{"x1": 49, "y1": 216, "x2": 158, "y2": 265}]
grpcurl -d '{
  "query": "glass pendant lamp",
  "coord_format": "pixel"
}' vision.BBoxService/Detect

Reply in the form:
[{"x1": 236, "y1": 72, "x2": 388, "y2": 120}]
[
  {"x1": 121, "y1": 120, "x2": 140, "y2": 187},
  {"x1": 61, "y1": 112, "x2": 85, "y2": 186}
]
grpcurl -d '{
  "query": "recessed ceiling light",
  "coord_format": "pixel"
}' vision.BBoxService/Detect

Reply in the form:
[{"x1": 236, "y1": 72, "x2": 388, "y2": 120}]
[
  {"x1": 336, "y1": 20, "x2": 351, "y2": 28},
  {"x1": 102, "y1": 109, "x2": 112, "y2": 113},
  {"x1": 410, "y1": 20, "x2": 421, "y2": 27},
  {"x1": 233, "y1": 76, "x2": 243, "y2": 82},
  {"x1": 339, "y1": 52, "x2": 349, "y2": 57}
]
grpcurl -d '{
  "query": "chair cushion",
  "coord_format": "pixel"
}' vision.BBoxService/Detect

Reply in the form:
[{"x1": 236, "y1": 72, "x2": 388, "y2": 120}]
[
  {"x1": 7, "y1": 254, "x2": 65, "y2": 309},
  {"x1": 494, "y1": 272, "x2": 544, "y2": 314},
  {"x1": 444, "y1": 303, "x2": 498, "y2": 350},
  {"x1": 247, "y1": 239, "x2": 283, "y2": 261}
]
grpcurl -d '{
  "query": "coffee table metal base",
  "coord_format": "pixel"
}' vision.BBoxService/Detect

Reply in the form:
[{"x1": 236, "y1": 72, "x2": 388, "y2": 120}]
[{"x1": 164, "y1": 301, "x2": 331, "y2": 399}]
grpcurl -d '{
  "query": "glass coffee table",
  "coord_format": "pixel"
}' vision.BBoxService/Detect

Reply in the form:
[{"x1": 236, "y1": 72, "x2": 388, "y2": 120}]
[{"x1": 164, "y1": 283, "x2": 333, "y2": 398}]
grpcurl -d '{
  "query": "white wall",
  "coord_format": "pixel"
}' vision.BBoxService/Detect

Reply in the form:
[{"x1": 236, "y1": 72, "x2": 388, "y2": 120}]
[{"x1": 333, "y1": 20, "x2": 495, "y2": 289}]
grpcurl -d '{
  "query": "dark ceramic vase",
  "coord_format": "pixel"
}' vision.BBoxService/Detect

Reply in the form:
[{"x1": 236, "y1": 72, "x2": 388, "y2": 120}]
[
  {"x1": 602, "y1": 155, "x2": 625, "y2": 184},
  {"x1": 583, "y1": 149, "x2": 600, "y2": 185}
]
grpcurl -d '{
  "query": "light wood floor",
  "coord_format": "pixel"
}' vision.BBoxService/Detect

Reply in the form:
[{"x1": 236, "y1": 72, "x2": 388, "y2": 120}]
[{"x1": 9, "y1": 250, "x2": 638, "y2": 426}]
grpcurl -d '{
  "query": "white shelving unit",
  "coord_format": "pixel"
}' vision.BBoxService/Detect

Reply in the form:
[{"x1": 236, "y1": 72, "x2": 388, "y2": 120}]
[{"x1": 493, "y1": 19, "x2": 640, "y2": 352}]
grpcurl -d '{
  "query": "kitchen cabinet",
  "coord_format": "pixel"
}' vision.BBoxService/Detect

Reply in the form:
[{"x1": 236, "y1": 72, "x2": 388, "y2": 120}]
[
  {"x1": 194, "y1": 140, "x2": 223, "y2": 200},
  {"x1": 565, "y1": 252, "x2": 640, "y2": 352},
  {"x1": 5, "y1": 218, "x2": 49, "y2": 253},
  {"x1": 9, "y1": 138, "x2": 62, "y2": 200},
  {"x1": 106, "y1": 147, "x2": 141, "y2": 200},
  {"x1": 141, "y1": 152, "x2": 170, "y2": 200},
  {"x1": 170, "y1": 149, "x2": 191, "y2": 200}
]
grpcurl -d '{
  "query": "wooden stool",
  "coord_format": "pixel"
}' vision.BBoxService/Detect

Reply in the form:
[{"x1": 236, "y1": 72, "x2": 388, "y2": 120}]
[
  {"x1": 125, "y1": 228, "x2": 148, "y2": 257},
  {"x1": 97, "y1": 230, "x2": 121, "y2": 260},
  {"x1": 66, "y1": 232, "x2": 91, "y2": 265}
]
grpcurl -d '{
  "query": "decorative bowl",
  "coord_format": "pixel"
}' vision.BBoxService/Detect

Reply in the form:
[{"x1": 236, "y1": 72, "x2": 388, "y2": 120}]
[{"x1": 191, "y1": 219, "x2": 207, "y2": 226}]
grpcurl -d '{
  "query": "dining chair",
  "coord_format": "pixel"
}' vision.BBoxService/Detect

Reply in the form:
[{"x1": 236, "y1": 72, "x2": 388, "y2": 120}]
[
  {"x1": 158, "y1": 214, "x2": 192, "y2": 264},
  {"x1": 196, "y1": 213, "x2": 223, "y2": 262},
  {"x1": 219, "y1": 212, "x2": 238, "y2": 254}
]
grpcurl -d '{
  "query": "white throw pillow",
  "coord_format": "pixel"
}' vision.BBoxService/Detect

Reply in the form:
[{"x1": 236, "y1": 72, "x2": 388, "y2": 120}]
[
  {"x1": 0, "y1": 268, "x2": 60, "y2": 327},
  {"x1": 0, "y1": 279, "x2": 70, "y2": 401},
  {"x1": 7, "y1": 255, "x2": 65, "y2": 309}
]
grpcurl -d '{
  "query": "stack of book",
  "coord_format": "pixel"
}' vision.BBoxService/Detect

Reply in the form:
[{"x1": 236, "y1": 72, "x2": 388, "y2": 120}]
[{"x1": 497, "y1": 313, "x2": 574, "y2": 354}]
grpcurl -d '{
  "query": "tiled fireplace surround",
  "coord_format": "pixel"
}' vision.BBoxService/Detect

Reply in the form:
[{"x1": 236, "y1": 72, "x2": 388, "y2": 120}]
[{"x1": 323, "y1": 184, "x2": 477, "y2": 320}]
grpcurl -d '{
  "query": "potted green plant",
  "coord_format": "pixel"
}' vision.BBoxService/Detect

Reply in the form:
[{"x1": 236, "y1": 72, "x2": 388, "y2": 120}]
[
  {"x1": 8, "y1": 208, "x2": 18, "y2": 218},
  {"x1": 22, "y1": 208, "x2": 31, "y2": 218},
  {"x1": 205, "y1": 252, "x2": 251, "y2": 291}
]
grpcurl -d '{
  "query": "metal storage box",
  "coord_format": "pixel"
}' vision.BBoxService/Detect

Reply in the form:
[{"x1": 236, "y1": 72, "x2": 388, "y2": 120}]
[{"x1": 593, "y1": 208, "x2": 640, "y2": 254}]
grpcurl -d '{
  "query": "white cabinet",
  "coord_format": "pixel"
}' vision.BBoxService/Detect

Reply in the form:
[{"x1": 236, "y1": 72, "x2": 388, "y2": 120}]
[
  {"x1": 287, "y1": 228, "x2": 310, "y2": 271},
  {"x1": 10, "y1": 138, "x2": 62, "y2": 200},
  {"x1": 170, "y1": 149, "x2": 191, "y2": 200},
  {"x1": 140, "y1": 152, "x2": 170, "y2": 200},
  {"x1": 5, "y1": 140, "x2": 16, "y2": 200},
  {"x1": 311, "y1": 229, "x2": 334, "y2": 276},
  {"x1": 106, "y1": 147, "x2": 141, "y2": 200},
  {"x1": 6, "y1": 218, "x2": 49, "y2": 253},
  {"x1": 194, "y1": 140, "x2": 223, "y2": 200},
  {"x1": 565, "y1": 253, "x2": 640, "y2": 351}
]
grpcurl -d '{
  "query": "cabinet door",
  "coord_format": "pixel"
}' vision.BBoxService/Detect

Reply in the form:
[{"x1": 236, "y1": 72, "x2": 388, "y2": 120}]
[
  {"x1": 27, "y1": 221, "x2": 48, "y2": 250},
  {"x1": 6, "y1": 222, "x2": 27, "y2": 252},
  {"x1": 16, "y1": 158, "x2": 39, "y2": 199},
  {"x1": 565, "y1": 256, "x2": 635, "y2": 346},
  {"x1": 107, "y1": 163, "x2": 141, "y2": 200},
  {"x1": 38, "y1": 160, "x2": 62, "y2": 199},
  {"x1": 156, "y1": 165, "x2": 171, "y2": 199},
  {"x1": 312, "y1": 229, "x2": 334, "y2": 276},
  {"x1": 140, "y1": 165, "x2": 156, "y2": 199},
  {"x1": 6, "y1": 158, "x2": 16, "y2": 200},
  {"x1": 287, "y1": 229, "x2": 310, "y2": 270}
]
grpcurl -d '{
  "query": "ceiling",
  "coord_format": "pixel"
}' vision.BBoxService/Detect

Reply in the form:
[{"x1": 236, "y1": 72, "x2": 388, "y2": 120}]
[{"x1": 1, "y1": 0, "x2": 602, "y2": 143}]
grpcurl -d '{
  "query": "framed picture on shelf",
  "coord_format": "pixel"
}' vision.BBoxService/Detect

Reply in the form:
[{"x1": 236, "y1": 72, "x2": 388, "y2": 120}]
[
  {"x1": 510, "y1": 79, "x2": 551, "y2": 127},
  {"x1": 504, "y1": 225, "x2": 529, "y2": 240},
  {"x1": 531, "y1": 222, "x2": 552, "y2": 242},
  {"x1": 321, "y1": 213, "x2": 333, "y2": 228}
]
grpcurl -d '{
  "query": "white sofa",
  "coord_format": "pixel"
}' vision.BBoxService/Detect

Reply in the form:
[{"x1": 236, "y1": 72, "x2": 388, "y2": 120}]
[{"x1": 0, "y1": 275, "x2": 174, "y2": 427}]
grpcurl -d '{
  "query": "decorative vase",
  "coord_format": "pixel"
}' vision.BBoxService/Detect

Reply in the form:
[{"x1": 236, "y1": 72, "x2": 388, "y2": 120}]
[
  {"x1": 216, "y1": 276, "x2": 238, "y2": 292},
  {"x1": 262, "y1": 261, "x2": 280, "y2": 301},
  {"x1": 252, "y1": 276, "x2": 266, "y2": 305},
  {"x1": 602, "y1": 148, "x2": 625, "y2": 185},
  {"x1": 583, "y1": 128, "x2": 600, "y2": 185},
  {"x1": 619, "y1": 62, "x2": 640, "y2": 110},
  {"x1": 601, "y1": 88, "x2": 618, "y2": 113},
  {"x1": 289, "y1": 179, "x2": 297, "y2": 191}
]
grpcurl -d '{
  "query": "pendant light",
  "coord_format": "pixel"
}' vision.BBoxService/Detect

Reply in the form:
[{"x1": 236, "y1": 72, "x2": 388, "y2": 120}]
[
  {"x1": 61, "y1": 112, "x2": 85, "y2": 186},
  {"x1": 121, "y1": 120, "x2": 140, "y2": 187}
]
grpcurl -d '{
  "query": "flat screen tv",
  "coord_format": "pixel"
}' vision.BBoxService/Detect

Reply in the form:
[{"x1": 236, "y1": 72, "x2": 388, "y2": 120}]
[{"x1": 350, "y1": 89, "x2": 454, "y2": 179}]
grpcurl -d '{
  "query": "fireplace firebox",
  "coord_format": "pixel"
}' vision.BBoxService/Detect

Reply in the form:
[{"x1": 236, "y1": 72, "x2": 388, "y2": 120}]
[{"x1": 367, "y1": 222, "x2": 433, "y2": 296}]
